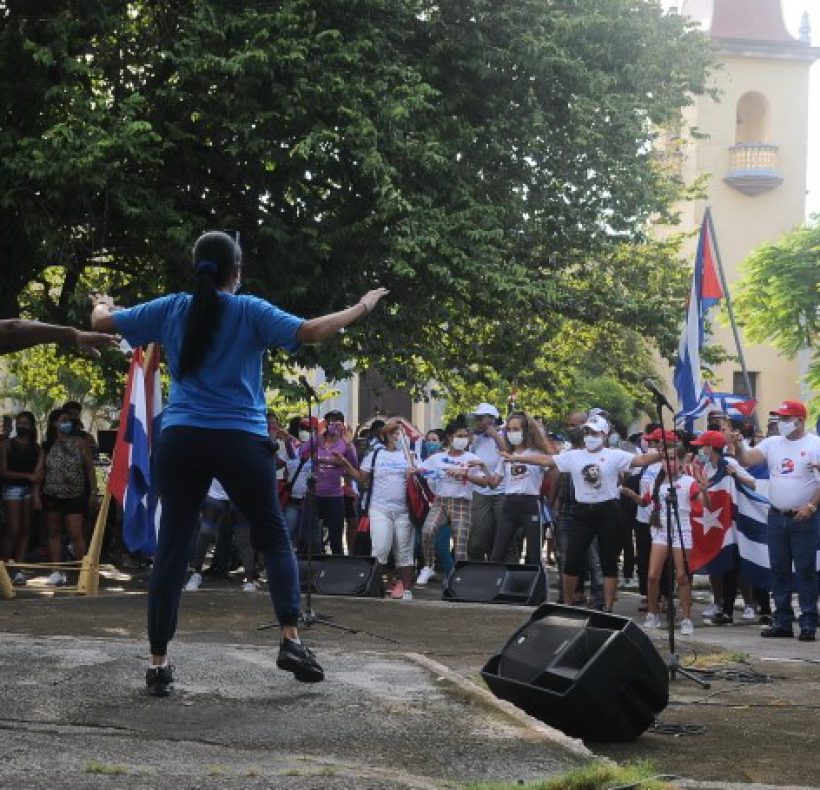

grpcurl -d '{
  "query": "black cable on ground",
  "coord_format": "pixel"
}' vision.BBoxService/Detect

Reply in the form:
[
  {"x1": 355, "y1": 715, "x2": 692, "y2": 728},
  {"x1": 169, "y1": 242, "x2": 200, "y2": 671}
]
[{"x1": 649, "y1": 718, "x2": 706, "y2": 736}]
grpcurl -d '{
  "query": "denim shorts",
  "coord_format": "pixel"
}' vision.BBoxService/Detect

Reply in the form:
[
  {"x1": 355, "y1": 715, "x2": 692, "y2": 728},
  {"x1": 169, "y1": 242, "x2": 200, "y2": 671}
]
[{"x1": 2, "y1": 484, "x2": 33, "y2": 501}]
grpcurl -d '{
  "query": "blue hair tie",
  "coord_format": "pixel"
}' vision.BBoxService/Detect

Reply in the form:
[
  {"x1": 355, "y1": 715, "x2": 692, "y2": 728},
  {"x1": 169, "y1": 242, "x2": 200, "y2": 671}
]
[{"x1": 195, "y1": 260, "x2": 218, "y2": 276}]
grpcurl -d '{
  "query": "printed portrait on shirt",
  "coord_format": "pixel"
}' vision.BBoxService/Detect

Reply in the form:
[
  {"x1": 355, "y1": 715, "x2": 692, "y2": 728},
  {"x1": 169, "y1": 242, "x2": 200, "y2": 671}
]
[{"x1": 581, "y1": 463, "x2": 602, "y2": 489}]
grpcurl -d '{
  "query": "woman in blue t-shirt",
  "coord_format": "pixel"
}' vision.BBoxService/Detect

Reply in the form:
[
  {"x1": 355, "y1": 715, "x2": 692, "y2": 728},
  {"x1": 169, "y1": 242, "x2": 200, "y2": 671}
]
[{"x1": 90, "y1": 230, "x2": 387, "y2": 696}]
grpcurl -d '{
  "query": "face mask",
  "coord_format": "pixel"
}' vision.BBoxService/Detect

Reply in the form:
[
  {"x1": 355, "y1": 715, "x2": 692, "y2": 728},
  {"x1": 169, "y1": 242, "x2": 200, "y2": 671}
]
[
  {"x1": 507, "y1": 431, "x2": 524, "y2": 446},
  {"x1": 778, "y1": 420, "x2": 797, "y2": 438},
  {"x1": 424, "y1": 440, "x2": 442, "y2": 455},
  {"x1": 451, "y1": 436, "x2": 469, "y2": 451},
  {"x1": 298, "y1": 430, "x2": 310, "y2": 442},
  {"x1": 697, "y1": 448, "x2": 710, "y2": 463},
  {"x1": 583, "y1": 435, "x2": 603, "y2": 452},
  {"x1": 57, "y1": 421, "x2": 74, "y2": 434}
]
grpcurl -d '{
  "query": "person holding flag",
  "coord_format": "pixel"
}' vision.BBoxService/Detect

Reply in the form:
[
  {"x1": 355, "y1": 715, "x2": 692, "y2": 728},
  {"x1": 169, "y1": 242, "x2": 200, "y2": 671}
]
[
  {"x1": 90, "y1": 230, "x2": 388, "y2": 695},
  {"x1": 731, "y1": 401, "x2": 820, "y2": 642}
]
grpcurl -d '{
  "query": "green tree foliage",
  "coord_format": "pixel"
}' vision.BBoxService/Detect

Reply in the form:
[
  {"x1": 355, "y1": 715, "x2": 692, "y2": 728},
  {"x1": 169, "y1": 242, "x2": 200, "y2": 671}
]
[
  {"x1": 0, "y1": 1, "x2": 714, "y2": 406},
  {"x1": 734, "y1": 217, "x2": 820, "y2": 399}
]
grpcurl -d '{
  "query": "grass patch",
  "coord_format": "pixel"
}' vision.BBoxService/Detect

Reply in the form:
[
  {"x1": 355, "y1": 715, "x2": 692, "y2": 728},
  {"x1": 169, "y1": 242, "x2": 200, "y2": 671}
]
[
  {"x1": 685, "y1": 651, "x2": 749, "y2": 669},
  {"x1": 466, "y1": 760, "x2": 677, "y2": 790},
  {"x1": 84, "y1": 761, "x2": 127, "y2": 775}
]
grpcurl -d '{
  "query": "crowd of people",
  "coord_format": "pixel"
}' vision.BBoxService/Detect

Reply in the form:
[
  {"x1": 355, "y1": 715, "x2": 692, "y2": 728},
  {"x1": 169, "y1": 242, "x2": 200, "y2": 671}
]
[{"x1": 2, "y1": 395, "x2": 818, "y2": 644}]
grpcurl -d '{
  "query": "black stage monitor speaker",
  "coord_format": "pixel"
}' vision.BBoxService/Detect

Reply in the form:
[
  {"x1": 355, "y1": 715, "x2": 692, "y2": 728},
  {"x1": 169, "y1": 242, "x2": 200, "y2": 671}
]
[
  {"x1": 297, "y1": 557, "x2": 323, "y2": 593},
  {"x1": 481, "y1": 604, "x2": 669, "y2": 741},
  {"x1": 314, "y1": 556, "x2": 383, "y2": 597},
  {"x1": 442, "y1": 561, "x2": 547, "y2": 606}
]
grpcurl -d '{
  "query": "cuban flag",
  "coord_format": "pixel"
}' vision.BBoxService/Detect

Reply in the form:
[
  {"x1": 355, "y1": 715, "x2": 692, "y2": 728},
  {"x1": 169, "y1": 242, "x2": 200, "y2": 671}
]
[
  {"x1": 709, "y1": 391, "x2": 757, "y2": 421},
  {"x1": 673, "y1": 211, "x2": 724, "y2": 423},
  {"x1": 690, "y1": 464, "x2": 737, "y2": 575},
  {"x1": 108, "y1": 345, "x2": 163, "y2": 554}
]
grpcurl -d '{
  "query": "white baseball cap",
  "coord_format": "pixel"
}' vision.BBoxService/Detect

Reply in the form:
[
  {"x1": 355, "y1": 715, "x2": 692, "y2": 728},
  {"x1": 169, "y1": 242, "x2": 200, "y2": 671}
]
[
  {"x1": 472, "y1": 402, "x2": 500, "y2": 418},
  {"x1": 582, "y1": 415, "x2": 610, "y2": 434}
]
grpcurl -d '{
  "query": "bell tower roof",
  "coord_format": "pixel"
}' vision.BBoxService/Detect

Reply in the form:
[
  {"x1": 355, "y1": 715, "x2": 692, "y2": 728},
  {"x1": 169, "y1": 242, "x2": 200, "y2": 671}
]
[{"x1": 710, "y1": 0, "x2": 796, "y2": 44}]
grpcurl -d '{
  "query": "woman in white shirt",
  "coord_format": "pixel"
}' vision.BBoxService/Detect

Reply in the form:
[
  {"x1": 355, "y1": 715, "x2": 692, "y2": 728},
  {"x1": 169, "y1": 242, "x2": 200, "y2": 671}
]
[
  {"x1": 415, "y1": 421, "x2": 482, "y2": 585},
  {"x1": 336, "y1": 419, "x2": 415, "y2": 599},
  {"x1": 468, "y1": 413, "x2": 550, "y2": 565}
]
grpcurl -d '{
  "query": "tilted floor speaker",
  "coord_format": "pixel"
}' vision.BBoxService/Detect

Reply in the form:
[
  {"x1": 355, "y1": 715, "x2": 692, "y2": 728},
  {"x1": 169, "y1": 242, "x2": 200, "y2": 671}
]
[
  {"x1": 442, "y1": 561, "x2": 547, "y2": 606},
  {"x1": 314, "y1": 556, "x2": 384, "y2": 597},
  {"x1": 481, "y1": 604, "x2": 669, "y2": 741}
]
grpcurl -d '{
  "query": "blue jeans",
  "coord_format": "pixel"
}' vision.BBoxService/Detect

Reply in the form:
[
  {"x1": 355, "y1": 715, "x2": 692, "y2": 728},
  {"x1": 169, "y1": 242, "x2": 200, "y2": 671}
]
[
  {"x1": 150, "y1": 427, "x2": 300, "y2": 655},
  {"x1": 767, "y1": 508, "x2": 820, "y2": 633}
]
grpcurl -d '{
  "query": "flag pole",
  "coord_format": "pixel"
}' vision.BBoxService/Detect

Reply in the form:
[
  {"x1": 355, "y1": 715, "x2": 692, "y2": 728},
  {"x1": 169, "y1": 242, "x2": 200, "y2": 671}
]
[{"x1": 704, "y1": 208, "x2": 758, "y2": 428}]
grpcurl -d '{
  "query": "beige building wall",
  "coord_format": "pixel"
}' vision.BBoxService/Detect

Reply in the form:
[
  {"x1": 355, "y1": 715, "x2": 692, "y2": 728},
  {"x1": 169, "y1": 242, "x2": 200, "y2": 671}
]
[{"x1": 659, "y1": 4, "x2": 817, "y2": 413}]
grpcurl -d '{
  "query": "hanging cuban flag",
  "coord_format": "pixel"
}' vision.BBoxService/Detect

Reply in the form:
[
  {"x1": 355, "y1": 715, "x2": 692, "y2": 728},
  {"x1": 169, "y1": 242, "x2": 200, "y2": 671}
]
[
  {"x1": 673, "y1": 211, "x2": 724, "y2": 423},
  {"x1": 108, "y1": 345, "x2": 163, "y2": 554},
  {"x1": 709, "y1": 391, "x2": 757, "y2": 421}
]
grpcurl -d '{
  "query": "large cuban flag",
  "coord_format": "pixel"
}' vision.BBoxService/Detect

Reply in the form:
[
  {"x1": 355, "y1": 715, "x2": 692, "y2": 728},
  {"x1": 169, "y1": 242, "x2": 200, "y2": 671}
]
[
  {"x1": 673, "y1": 211, "x2": 724, "y2": 423},
  {"x1": 108, "y1": 345, "x2": 163, "y2": 554}
]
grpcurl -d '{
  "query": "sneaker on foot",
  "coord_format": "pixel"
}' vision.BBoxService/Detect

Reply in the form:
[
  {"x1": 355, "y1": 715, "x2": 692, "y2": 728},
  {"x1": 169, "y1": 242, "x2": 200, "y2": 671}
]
[
  {"x1": 145, "y1": 664, "x2": 174, "y2": 697},
  {"x1": 702, "y1": 603, "x2": 720, "y2": 619},
  {"x1": 390, "y1": 580, "x2": 405, "y2": 600},
  {"x1": 12, "y1": 571, "x2": 26, "y2": 586},
  {"x1": 46, "y1": 571, "x2": 66, "y2": 586},
  {"x1": 241, "y1": 579, "x2": 258, "y2": 593},
  {"x1": 184, "y1": 572, "x2": 202, "y2": 592},
  {"x1": 276, "y1": 638, "x2": 324, "y2": 683},
  {"x1": 643, "y1": 613, "x2": 661, "y2": 629},
  {"x1": 761, "y1": 625, "x2": 793, "y2": 638},
  {"x1": 742, "y1": 605, "x2": 756, "y2": 621},
  {"x1": 416, "y1": 566, "x2": 434, "y2": 586},
  {"x1": 402, "y1": 589, "x2": 413, "y2": 601},
  {"x1": 758, "y1": 613, "x2": 773, "y2": 627},
  {"x1": 680, "y1": 618, "x2": 694, "y2": 636},
  {"x1": 798, "y1": 630, "x2": 816, "y2": 642}
]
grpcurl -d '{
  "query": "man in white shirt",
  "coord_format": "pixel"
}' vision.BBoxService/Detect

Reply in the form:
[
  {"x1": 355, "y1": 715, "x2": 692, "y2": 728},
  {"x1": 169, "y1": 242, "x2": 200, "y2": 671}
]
[
  {"x1": 733, "y1": 400, "x2": 820, "y2": 641},
  {"x1": 467, "y1": 403, "x2": 510, "y2": 561}
]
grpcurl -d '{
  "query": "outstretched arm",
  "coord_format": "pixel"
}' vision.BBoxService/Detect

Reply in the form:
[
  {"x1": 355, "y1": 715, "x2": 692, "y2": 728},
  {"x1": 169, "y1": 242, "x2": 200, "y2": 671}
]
[
  {"x1": 0, "y1": 318, "x2": 117, "y2": 357},
  {"x1": 297, "y1": 288, "x2": 389, "y2": 343}
]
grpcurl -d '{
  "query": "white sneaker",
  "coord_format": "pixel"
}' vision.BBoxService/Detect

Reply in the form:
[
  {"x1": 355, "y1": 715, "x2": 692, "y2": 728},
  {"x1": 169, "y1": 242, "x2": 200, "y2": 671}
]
[
  {"x1": 623, "y1": 577, "x2": 639, "y2": 590},
  {"x1": 46, "y1": 571, "x2": 66, "y2": 587},
  {"x1": 402, "y1": 589, "x2": 413, "y2": 601},
  {"x1": 416, "y1": 566, "x2": 435, "y2": 586},
  {"x1": 241, "y1": 580, "x2": 258, "y2": 593},
  {"x1": 680, "y1": 618, "x2": 694, "y2": 636},
  {"x1": 643, "y1": 613, "x2": 661, "y2": 629},
  {"x1": 184, "y1": 572, "x2": 202, "y2": 592},
  {"x1": 742, "y1": 605, "x2": 756, "y2": 621},
  {"x1": 702, "y1": 603, "x2": 720, "y2": 619}
]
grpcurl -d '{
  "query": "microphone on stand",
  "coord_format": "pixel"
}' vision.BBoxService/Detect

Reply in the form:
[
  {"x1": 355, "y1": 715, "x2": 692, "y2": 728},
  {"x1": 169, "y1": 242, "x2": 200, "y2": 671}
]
[
  {"x1": 643, "y1": 379, "x2": 674, "y2": 412},
  {"x1": 299, "y1": 375, "x2": 318, "y2": 398}
]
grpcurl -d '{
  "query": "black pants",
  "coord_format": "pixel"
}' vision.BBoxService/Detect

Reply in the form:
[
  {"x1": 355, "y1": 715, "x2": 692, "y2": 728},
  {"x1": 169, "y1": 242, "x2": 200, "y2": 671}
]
[
  {"x1": 564, "y1": 501, "x2": 621, "y2": 577},
  {"x1": 149, "y1": 427, "x2": 300, "y2": 656},
  {"x1": 491, "y1": 495, "x2": 542, "y2": 565},
  {"x1": 634, "y1": 520, "x2": 652, "y2": 596}
]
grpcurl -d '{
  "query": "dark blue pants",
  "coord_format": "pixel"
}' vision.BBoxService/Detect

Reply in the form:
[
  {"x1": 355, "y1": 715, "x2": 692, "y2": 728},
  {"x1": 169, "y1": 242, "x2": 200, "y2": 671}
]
[
  {"x1": 767, "y1": 508, "x2": 819, "y2": 633},
  {"x1": 149, "y1": 427, "x2": 300, "y2": 655}
]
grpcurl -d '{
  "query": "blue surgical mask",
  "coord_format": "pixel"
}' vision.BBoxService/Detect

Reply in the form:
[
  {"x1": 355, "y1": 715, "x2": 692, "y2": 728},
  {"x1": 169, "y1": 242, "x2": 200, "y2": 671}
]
[
  {"x1": 424, "y1": 440, "x2": 442, "y2": 455},
  {"x1": 57, "y1": 421, "x2": 74, "y2": 434}
]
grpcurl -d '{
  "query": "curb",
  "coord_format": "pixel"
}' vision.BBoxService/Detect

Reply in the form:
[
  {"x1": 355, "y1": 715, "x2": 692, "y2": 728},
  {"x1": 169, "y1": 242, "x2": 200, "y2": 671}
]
[{"x1": 403, "y1": 651, "x2": 596, "y2": 761}]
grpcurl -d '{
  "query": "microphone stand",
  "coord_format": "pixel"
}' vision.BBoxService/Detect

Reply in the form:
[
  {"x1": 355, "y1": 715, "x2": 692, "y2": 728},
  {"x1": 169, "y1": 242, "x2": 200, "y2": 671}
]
[
  {"x1": 259, "y1": 378, "x2": 390, "y2": 640},
  {"x1": 649, "y1": 389, "x2": 710, "y2": 690}
]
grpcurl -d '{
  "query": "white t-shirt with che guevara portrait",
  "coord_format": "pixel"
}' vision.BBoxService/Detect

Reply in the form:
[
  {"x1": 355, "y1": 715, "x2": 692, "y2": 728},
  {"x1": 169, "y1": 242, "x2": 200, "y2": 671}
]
[{"x1": 553, "y1": 448, "x2": 634, "y2": 504}]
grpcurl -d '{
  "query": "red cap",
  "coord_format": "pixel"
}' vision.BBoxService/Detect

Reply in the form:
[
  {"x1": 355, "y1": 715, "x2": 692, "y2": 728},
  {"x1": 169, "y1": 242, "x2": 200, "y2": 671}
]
[
  {"x1": 691, "y1": 430, "x2": 727, "y2": 450},
  {"x1": 644, "y1": 428, "x2": 677, "y2": 443},
  {"x1": 769, "y1": 400, "x2": 807, "y2": 420}
]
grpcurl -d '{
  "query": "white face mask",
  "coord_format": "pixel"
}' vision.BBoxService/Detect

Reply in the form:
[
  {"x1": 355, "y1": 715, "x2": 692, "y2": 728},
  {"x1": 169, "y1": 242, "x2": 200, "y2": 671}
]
[
  {"x1": 583, "y1": 435, "x2": 604, "y2": 452},
  {"x1": 298, "y1": 430, "x2": 310, "y2": 442},
  {"x1": 778, "y1": 420, "x2": 797, "y2": 438},
  {"x1": 697, "y1": 448, "x2": 710, "y2": 463},
  {"x1": 507, "y1": 431, "x2": 524, "y2": 447},
  {"x1": 451, "y1": 436, "x2": 469, "y2": 451}
]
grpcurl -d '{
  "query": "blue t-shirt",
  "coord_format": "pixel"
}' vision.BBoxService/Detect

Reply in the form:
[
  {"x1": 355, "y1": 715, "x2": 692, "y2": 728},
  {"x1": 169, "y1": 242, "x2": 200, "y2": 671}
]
[{"x1": 113, "y1": 293, "x2": 304, "y2": 436}]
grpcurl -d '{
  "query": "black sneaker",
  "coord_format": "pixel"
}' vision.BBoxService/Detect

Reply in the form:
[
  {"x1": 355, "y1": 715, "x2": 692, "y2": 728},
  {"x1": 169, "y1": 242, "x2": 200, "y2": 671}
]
[
  {"x1": 758, "y1": 614, "x2": 773, "y2": 627},
  {"x1": 760, "y1": 626, "x2": 793, "y2": 638},
  {"x1": 709, "y1": 612, "x2": 734, "y2": 626},
  {"x1": 798, "y1": 630, "x2": 816, "y2": 642},
  {"x1": 145, "y1": 665, "x2": 174, "y2": 697},
  {"x1": 277, "y1": 639, "x2": 324, "y2": 683}
]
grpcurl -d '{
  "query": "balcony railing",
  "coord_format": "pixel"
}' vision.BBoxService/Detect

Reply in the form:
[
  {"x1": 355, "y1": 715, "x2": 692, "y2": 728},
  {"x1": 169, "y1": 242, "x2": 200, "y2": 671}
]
[{"x1": 724, "y1": 143, "x2": 783, "y2": 196}]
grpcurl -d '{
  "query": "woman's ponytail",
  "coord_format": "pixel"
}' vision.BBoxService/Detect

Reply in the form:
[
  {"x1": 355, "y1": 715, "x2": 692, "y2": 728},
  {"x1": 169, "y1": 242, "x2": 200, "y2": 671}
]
[{"x1": 178, "y1": 231, "x2": 241, "y2": 377}]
